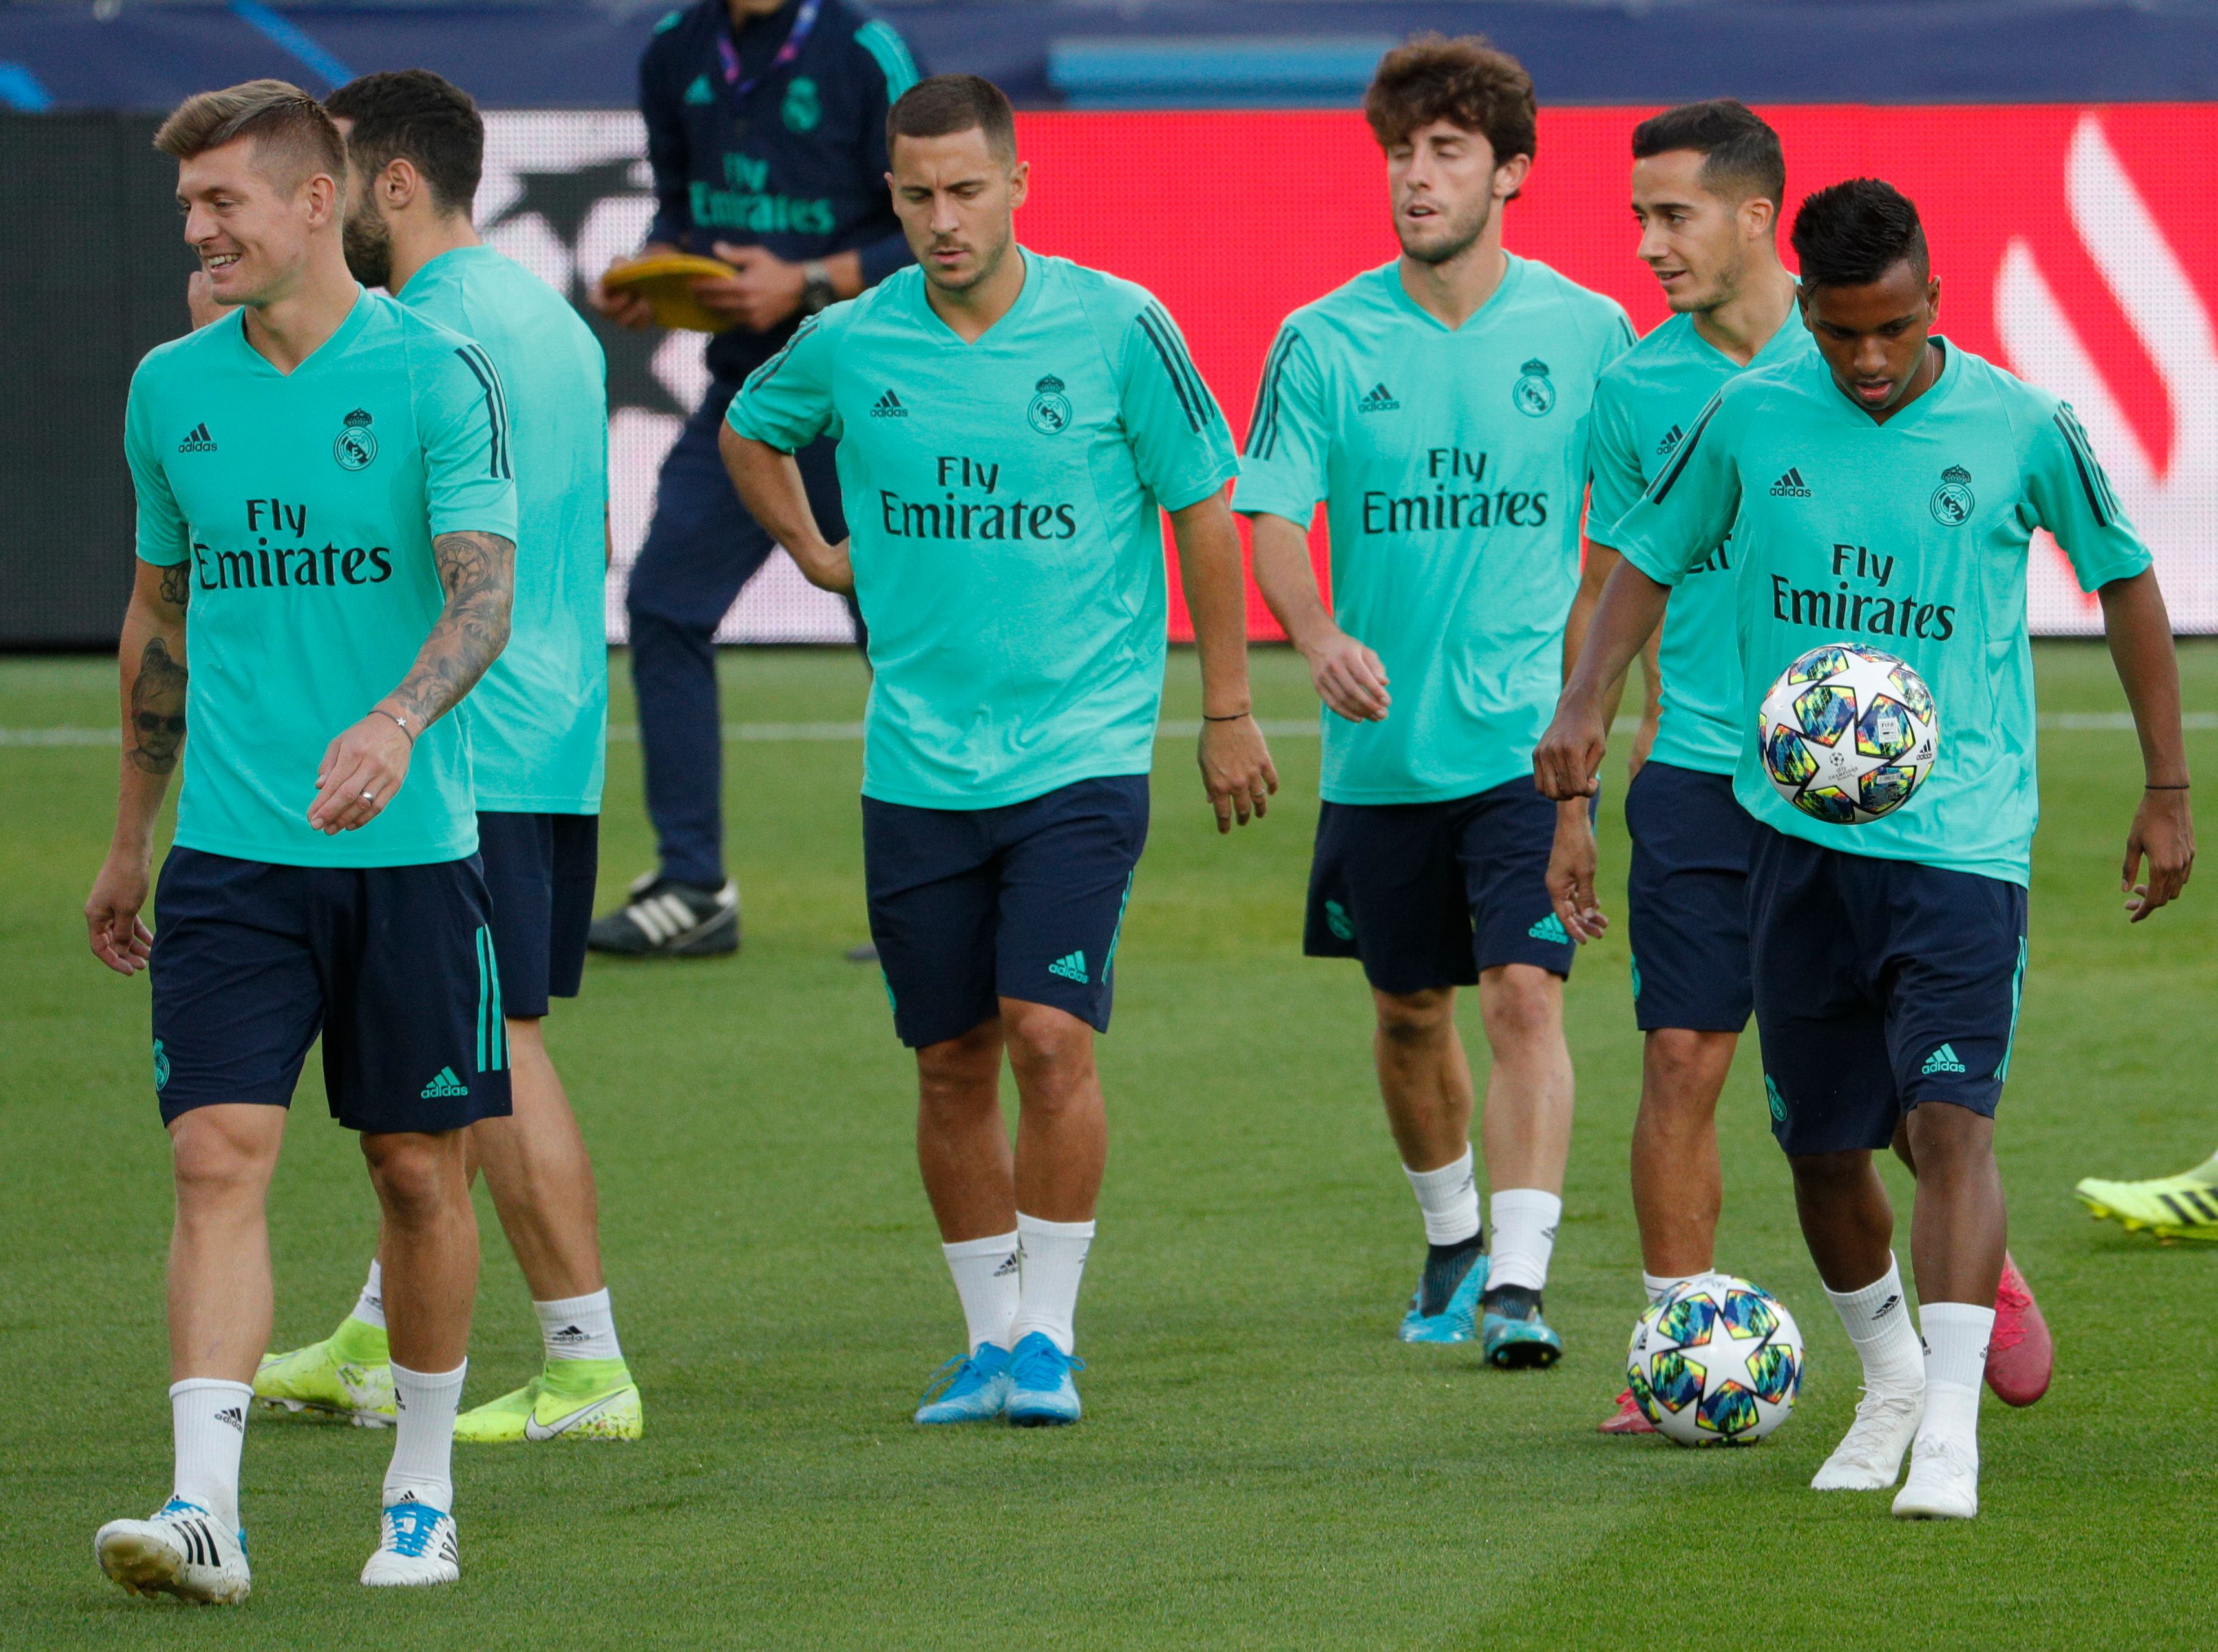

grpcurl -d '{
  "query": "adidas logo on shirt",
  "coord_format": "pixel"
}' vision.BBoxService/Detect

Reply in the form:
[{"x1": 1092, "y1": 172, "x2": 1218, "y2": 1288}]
[
  {"x1": 177, "y1": 421, "x2": 217, "y2": 452},
  {"x1": 1357, "y1": 382, "x2": 1399, "y2": 413},
  {"x1": 1048, "y1": 949, "x2": 1089, "y2": 984},
  {"x1": 1769, "y1": 466, "x2": 1813, "y2": 497},
  {"x1": 1654, "y1": 423, "x2": 1684, "y2": 458},
  {"x1": 419, "y1": 1066, "x2": 470, "y2": 1099},
  {"x1": 1920, "y1": 1043, "x2": 1968, "y2": 1075},
  {"x1": 871, "y1": 389, "x2": 908, "y2": 418}
]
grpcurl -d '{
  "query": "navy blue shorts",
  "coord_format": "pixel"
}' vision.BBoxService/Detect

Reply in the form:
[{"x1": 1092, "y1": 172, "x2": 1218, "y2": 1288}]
[
  {"x1": 863, "y1": 776, "x2": 1150, "y2": 1049},
  {"x1": 1304, "y1": 776, "x2": 1578, "y2": 993},
  {"x1": 149, "y1": 848, "x2": 513, "y2": 1134},
  {"x1": 1625, "y1": 760, "x2": 1755, "y2": 1033},
  {"x1": 1748, "y1": 825, "x2": 2027, "y2": 1156},
  {"x1": 478, "y1": 811, "x2": 599, "y2": 1020}
]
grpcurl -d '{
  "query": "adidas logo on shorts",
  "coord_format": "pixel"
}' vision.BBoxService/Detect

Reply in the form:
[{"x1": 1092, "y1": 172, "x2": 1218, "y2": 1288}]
[
  {"x1": 1048, "y1": 950, "x2": 1089, "y2": 984},
  {"x1": 1526, "y1": 913, "x2": 1569, "y2": 945},
  {"x1": 419, "y1": 1066, "x2": 470, "y2": 1099},
  {"x1": 1920, "y1": 1043, "x2": 1969, "y2": 1075}
]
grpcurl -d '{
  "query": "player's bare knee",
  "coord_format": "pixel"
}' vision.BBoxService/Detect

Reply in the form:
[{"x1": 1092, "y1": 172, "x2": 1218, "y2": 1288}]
[
  {"x1": 167, "y1": 1111, "x2": 279, "y2": 1203},
  {"x1": 1373, "y1": 987, "x2": 1453, "y2": 1044},
  {"x1": 1000, "y1": 1002, "x2": 1095, "y2": 1098},
  {"x1": 1787, "y1": 1149, "x2": 1874, "y2": 1198},
  {"x1": 360, "y1": 1131, "x2": 467, "y2": 1225},
  {"x1": 1477, "y1": 966, "x2": 1562, "y2": 1048},
  {"x1": 1903, "y1": 1099, "x2": 1996, "y2": 1172}
]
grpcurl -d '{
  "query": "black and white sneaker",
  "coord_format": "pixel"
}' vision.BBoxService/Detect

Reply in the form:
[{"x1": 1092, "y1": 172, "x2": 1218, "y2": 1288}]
[{"x1": 586, "y1": 873, "x2": 741, "y2": 957}]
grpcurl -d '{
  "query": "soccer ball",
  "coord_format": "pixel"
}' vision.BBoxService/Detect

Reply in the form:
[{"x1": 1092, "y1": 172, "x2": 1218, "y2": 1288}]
[
  {"x1": 1757, "y1": 642, "x2": 1940, "y2": 825},
  {"x1": 1626, "y1": 1273, "x2": 1804, "y2": 1446}
]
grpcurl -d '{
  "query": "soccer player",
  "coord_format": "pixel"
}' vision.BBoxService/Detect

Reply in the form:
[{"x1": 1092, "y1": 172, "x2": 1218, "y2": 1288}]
[
  {"x1": 1236, "y1": 36, "x2": 1632, "y2": 1365},
  {"x1": 84, "y1": 80, "x2": 518, "y2": 1596},
  {"x1": 251, "y1": 70, "x2": 640, "y2": 1445},
  {"x1": 586, "y1": 0, "x2": 920, "y2": 958},
  {"x1": 1559, "y1": 102, "x2": 2053, "y2": 1434},
  {"x1": 1538, "y1": 179, "x2": 2193, "y2": 1519},
  {"x1": 721, "y1": 73, "x2": 1275, "y2": 1425}
]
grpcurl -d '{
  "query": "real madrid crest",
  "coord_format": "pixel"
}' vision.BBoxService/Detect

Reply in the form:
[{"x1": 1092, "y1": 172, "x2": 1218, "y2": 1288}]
[
  {"x1": 1028, "y1": 372, "x2": 1072, "y2": 435},
  {"x1": 1512, "y1": 358, "x2": 1555, "y2": 418},
  {"x1": 333, "y1": 407, "x2": 378, "y2": 471},
  {"x1": 1929, "y1": 463, "x2": 1974, "y2": 525}
]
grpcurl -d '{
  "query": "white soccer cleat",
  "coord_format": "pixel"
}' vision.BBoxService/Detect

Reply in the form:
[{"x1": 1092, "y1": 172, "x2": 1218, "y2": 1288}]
[
  {"x1": 1893, "y1": 1432, "x2": 1981, "y2": 1520},
  {"x1": 95, "y1": 1498, "x2": 251, "y2": 1604},
  {"x1": 1811, "y1": 1385, "x2": 1924, "y2": 1491},
  {"x1": 359, "y1": 1499, "x2": 460, "y2": 1587}
]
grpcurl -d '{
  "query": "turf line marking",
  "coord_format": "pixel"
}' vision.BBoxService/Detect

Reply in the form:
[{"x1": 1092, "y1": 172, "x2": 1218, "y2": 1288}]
[{"x1": 6, "y1": 712, "x2": 2214, "y2": 748}]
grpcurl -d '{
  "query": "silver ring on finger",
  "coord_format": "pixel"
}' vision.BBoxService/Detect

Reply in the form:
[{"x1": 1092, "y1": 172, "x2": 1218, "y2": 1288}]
[{"x1": 361, "y1": 790, "x2": 376, "y2": 803}]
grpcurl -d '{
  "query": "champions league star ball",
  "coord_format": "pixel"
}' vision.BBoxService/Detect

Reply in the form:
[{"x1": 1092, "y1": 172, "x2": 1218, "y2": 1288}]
[
  {"x1": 1627, "y1": 1273, "x2": 1804, "y2": 1446},
  {"x1": 1758, "y1": 642, "x2": 1940, "y2": 825}
]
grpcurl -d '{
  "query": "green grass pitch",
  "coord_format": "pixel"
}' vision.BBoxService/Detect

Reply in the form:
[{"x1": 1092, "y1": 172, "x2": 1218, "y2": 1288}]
[{"x1": 3, "y1": 642, "x2": 2215, "y2": 1649}]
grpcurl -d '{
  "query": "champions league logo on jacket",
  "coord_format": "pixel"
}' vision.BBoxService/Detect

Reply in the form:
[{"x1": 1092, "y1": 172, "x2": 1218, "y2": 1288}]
[
  {"x1": 1930, "y1": 463, "x2": 1975, "y2": 525},
  {"x1": 333, "y1": 408, "x2": 378, "y2": 471},
  {"x1": 1513, "y1": 359, "x2": 1556, "y2": 418},
  {"x1": 1028, "y1": 373, "x2": 1072, "y2": 435}
]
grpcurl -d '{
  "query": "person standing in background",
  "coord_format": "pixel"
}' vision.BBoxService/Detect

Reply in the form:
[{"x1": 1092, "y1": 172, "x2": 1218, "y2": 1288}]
[{"x1": 588, "y1": 0, "x2": 919, "y2": 958}]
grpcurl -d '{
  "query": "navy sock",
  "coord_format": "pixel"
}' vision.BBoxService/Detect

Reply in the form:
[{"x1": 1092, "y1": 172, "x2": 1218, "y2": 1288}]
[{"x1": 1418, "y1": 1233, "x2": 1485, "y2": 1318}]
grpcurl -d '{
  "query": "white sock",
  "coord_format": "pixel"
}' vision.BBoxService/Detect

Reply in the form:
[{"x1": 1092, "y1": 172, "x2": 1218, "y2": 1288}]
[
  {"x1": 383, "y1": 1361, "x2": 465, "y2": 1515},
  {"x1": 534, "y1": 1289, "x2": 623, "y2": 1363},
  {"x1": 1008, "y1": 1213, "x2": 1095, "y2": 1355},
  {"x1": 1486, "y1": 1189, "x2": 1563, "y2": 1292},
  {"x1": 170, "y1": 1378, "x2": 251, "y2": 1531},
  {"x1": 352, "y1": 1258, "x2": 386, "y2": 1329},
  {"x1": 1917, "y1": 1301, "x2": 1994, "y2": 1445},
  {"x1": 1823, "y1": 1255, "x2": 1924, "y2": 1391},
  {"x1": 1403, "y1": 1148, "x2": 1481, "y2": 1247},
  {"x1": 942, "y1": 1231, "x2": 1021, "y2": 1352},
  {"x1": 1643, "y1": 1271, "x2": 1695, "y2": 1306}
]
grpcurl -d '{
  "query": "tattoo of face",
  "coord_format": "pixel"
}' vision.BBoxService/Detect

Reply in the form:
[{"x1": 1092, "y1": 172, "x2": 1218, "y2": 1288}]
[
  {"x1": 388, "y1": 531, "x2": 515, "y2": 729},
  {"x1": 158, "y1": 560, "x2": 191, "y2": 613},
  {"x1": 127, "y1": 637, "x2": 187, "y2": 774}
]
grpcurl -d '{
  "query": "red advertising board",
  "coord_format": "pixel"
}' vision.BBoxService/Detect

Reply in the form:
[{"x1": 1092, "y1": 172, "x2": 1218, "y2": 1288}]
[{"x1": 1011, "y1": 106, "x2": 2218, "y2": 639}]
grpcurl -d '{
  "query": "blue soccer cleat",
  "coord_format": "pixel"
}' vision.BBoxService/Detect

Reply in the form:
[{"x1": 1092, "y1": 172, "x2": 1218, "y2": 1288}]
[
  {"x1": 914, "y1": 1343, "x2": 1014, "y2": 1424},
  {"x1": 1481, "y1": 1284, "x2": 1563, "y2": 1369},
  {"x1": 1400, "y1": 1247, "x2": 1488, "y2": 1344},
  {"x1": 1004, "y1": 1331, "x2": 1085, "y2": 1426}
]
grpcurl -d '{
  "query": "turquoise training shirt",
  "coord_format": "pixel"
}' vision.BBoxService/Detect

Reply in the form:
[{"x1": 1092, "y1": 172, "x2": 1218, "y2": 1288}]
[
  {"x1": 1607, "y1": 338, "x2": 2151, "y2": 885},
  {"x1": 125, "y1": 288, "x2": 519, "y2": 867},
  {"x1": 399, "y1": 246, "x2": 609, "y2": 815},
  {"x1": 726, "y1": 252, "x2": 1239, "y2": 809},
  {"x1": 1232, "y1": 256, "x2": 1635, "y2": 804},
  {"x1": 1587, "y1": 309, "x2": 1818, "y2": 777}
]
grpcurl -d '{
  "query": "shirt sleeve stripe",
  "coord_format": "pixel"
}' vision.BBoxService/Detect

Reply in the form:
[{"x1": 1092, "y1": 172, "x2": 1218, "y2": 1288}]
[
  {"x1": 1134, "y1": 306, "x2": 1214, "y2": 432},
  {"x1": 453, "y1": 345, "x2": 511, "y2": 480},
  {"x1": 1244, "y1": 327, "x2": 1298, "y2": 460},
  {"x1": 1644, "y1": 391, "x2": 1722, "y2": 505},
  {"x1": 855, "y1": 19, "x2": 920, "y2": 99},
  {"x1": 2054, "y1": 405, "x2": 2120, "y2": 523},
  {"x1": 1144, "y1": 304, "x2": 1218, "y2": 424},
  {"x1": 741, "y1": 315, "x2": 819, "y2": 398}
]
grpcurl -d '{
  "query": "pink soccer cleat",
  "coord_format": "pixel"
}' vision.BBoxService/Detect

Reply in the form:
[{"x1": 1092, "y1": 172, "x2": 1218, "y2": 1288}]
[
  {"x1": 1985, "y1": 1253, "x2": 2053, "y2": 1407},
  {"x1": 1598, "y1": 1388, "x2": 1658, "y2": 1435}
]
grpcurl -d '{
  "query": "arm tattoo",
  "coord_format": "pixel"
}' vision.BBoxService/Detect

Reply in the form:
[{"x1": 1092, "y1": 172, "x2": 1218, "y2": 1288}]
[
  {"x1": 126, "y1": 637, "x2": 188, "y2": 774},
  {"x1": 387, "y1": 531, "x2": 514, "y2": 729},
  {"x1": 158, "y1": 560, "x2": 191, "y2": 614}
]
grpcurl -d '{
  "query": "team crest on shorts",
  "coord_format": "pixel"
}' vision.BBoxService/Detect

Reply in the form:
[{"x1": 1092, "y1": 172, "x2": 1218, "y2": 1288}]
[
  {"x1": 1929, "y1": 463, "x2": 1974, "y2": 525},
  {"x1": 333, "y1": 408, "x2": 379, "y2": 471},
  {"x1": 1512, "y1": 359, "x2": 1555, "y2": 417},
  {"x1": 153, "y1": 1037, "x2": 169, "y2": 1092},
  {"x1": 1028, "y1": 373, "x2": 1073, "y2": 435}
]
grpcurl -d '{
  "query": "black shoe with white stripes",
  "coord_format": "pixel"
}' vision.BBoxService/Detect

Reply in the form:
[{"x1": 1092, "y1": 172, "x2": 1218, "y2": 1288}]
[{"x1": 586, "y1": 873, "x2": 741, "y2": 957}]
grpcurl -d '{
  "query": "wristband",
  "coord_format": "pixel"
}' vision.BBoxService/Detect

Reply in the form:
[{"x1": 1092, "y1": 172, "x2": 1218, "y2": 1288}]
[
  {"x1": 370, "y1": 708, "x2": 414, "y2": 746},
  {"x1": 1203, "y1": 712, "x2": 1251, "y2": 722},
  {"x1": 2145, "y1": 782, "x2": 2190, "y2": 790}
]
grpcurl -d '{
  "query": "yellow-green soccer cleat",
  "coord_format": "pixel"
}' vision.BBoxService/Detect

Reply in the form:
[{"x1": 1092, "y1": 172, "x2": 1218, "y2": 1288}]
[
  {"x1": 454, "y1": 1359, "x2": 642, "y2": 1444},
  {"x1": 254, "y1": 1318, "x2": 394, "y2": 1426},
  {"x1": 2075, "y1": 1152, "x2": 2218, "y2": 1241}
]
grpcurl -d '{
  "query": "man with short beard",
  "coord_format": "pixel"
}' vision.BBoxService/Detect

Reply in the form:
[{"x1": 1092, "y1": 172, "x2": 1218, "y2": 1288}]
[
  {"x1": 253, "y1": 69, "x2": 642, "y2": 1450},
  {"x1": 1236, "y1": 36, "x2": 1632, "y2": 1367}
]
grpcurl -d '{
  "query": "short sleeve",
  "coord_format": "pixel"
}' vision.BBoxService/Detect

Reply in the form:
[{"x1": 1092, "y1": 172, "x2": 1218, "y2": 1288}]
[
  {"x1": 417, "y1": 339, "x2": 520, "y2": 540},
  {"x1": 125, "y1": 363, "x2": 188, "y2": 566},
  {"x1": 726, "y1": 313, "x2": 838, "y2": 452},
  {"x1": 1115, "y1": 300, "x2": 1238, "y2": 511},
  {"x1": 1230, "y1": 324, "x2": 1329, "y2": 526},
  {"x1": 1607, "y1": 390, "x2": 1742, "y2": 588},
  {"x1": 2025, "y1": 400, "x2": 2153, "y2": 592},
  {"x1": 1584, "y1": 370, "x2": 1647, "y2": 536}
]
